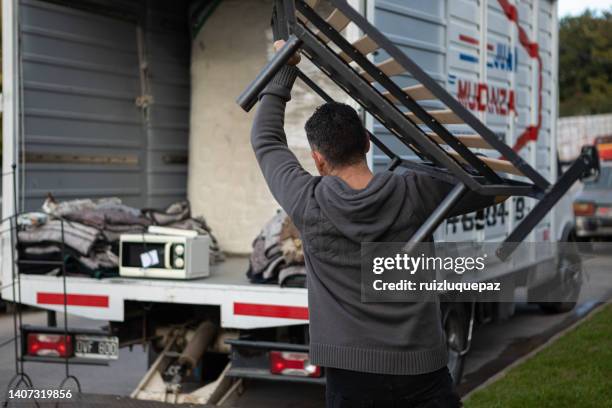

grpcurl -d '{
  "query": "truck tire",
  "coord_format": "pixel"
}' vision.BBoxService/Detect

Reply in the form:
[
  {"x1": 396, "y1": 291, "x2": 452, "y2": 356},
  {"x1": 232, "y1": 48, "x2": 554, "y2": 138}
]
[
  {"x1": 538, "y1": 243, "x2": 582, "y2": 314},
  {"x1": 441, "y1": 303, "x2": 468, "y2": 385}
]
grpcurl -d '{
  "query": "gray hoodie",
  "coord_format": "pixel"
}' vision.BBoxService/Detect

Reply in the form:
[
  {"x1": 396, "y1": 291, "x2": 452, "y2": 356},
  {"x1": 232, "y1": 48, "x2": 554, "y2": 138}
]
[{"x1": 251, "y1": 66, "x2": 494, "y2": 375}]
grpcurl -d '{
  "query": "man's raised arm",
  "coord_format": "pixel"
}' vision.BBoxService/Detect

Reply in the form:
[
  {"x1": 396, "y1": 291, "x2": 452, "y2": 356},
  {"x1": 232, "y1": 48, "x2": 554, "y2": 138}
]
[{"x1": 250, "y1": 42, "x2": 314, "y2": 225}]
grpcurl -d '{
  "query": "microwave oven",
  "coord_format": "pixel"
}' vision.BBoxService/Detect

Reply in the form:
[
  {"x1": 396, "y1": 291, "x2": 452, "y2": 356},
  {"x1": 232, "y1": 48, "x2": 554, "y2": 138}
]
[{"x1": 119, "y1": 233, "x2": 210, "y2": 279}]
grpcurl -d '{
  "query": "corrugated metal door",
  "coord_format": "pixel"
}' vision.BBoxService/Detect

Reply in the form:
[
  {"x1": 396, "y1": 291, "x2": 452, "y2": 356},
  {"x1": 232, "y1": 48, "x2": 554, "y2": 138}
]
[
  {"x1": 140, "y1": 0, "x2": 190, "y2": 209},
  {"x1": 19, "y1": 0, "x2": 189, "y2": 211}
]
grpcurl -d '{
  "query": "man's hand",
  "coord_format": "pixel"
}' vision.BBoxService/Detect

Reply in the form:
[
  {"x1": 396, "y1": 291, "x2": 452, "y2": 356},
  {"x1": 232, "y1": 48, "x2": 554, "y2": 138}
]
[{"x1": 274, "y1": 40, "x2": 301, "y2": 66}]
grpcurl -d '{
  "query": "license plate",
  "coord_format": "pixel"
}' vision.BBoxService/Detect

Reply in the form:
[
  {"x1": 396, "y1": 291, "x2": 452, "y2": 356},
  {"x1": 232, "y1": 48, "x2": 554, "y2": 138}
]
[
  {"x1": 597, "y1": 207, "x2": 612, "y2": 217},
  {"x1": 75, "y1": 335, "x2": 119, "y2": 360}
]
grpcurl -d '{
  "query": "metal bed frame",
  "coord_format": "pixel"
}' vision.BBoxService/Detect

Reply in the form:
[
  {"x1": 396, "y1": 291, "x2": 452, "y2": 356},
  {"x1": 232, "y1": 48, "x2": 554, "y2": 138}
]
[{"x1": 237, "y1": 0, "x2": 599, "y2": 259}]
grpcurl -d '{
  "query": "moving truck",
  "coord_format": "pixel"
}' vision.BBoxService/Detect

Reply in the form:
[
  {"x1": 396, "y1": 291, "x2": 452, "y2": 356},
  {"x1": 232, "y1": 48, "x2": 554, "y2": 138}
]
[{"x1": 1, "y1": 0, "x2": 575, "y2": 404}]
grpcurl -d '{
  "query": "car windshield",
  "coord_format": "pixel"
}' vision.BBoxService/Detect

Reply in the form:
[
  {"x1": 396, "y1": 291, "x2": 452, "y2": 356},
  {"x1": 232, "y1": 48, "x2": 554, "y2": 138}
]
[{"x1": 584, "y1": 166, "x2": 612, "y2": 190}]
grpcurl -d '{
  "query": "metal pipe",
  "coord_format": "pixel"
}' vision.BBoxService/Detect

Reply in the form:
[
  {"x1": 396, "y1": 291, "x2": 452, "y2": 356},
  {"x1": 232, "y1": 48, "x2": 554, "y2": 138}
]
[
  {"x1": 178, "y1": 321, "x2": 217, "y2": 370},
  {"x1": 403, "y1": 183, "x2": 468, "y2": 254},
  {"x1": 236, "y1": 34, "x2": 303, "y2": 112}
]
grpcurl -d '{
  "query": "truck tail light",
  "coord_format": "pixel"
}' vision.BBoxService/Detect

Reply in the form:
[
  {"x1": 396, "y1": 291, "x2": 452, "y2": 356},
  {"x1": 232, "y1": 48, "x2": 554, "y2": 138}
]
[
  {"x1": 27, "y1": 333, "x2": 73, "y2": 358},
  {"x1": 573, "y1": 202, "x2": 595, "y2": 216},
  {"x1": 269, "y1": 351, "x2": 321, "y2": 378},
  {"x1": 597, "y1": 142, "x2": 612, "y2": 161}
]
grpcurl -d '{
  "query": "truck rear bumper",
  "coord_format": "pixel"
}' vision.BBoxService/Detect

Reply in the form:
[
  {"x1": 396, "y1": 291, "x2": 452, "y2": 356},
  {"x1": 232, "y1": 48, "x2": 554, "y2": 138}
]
[
  {"x1": 576, "y1": 216, "x2": 612, "y2": 237},
  {"x1": 226, "y1": 339, "x2": 325, "y2": 385}
]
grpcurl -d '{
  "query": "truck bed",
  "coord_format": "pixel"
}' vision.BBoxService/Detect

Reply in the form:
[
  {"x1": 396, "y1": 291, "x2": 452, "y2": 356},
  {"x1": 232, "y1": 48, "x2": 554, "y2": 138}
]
[{"x1": 5, "y1": 257, "x2": 309, "y2": 329}]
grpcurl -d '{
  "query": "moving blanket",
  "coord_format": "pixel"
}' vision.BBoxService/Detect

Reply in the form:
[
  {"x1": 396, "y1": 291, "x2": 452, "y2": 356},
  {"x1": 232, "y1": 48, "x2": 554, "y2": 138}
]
[
  {"x1": 247, "y1": 210, "x2": 306, "y2": 287},
  {"x1": 17, "y1": 196, "x2": 224, "y2": 278}
]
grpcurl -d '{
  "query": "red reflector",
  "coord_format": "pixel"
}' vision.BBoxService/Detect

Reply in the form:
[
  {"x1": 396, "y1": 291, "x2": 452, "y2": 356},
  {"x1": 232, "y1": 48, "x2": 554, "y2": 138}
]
[
  {"x1": 597, "y1": 143, "x2": 612, "y2": 161},
  {"x1": 269, "y1": 351, "x2": 321, "y2": 378},
  {"x1": 27, "y1": 333, "x2": 73, "y2": 358}
]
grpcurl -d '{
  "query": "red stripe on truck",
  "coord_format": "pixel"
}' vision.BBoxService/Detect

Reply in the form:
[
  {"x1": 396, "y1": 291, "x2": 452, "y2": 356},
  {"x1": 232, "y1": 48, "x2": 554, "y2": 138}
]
[
  {"x1": 234, "y1": 302, "x2": 309, "y2": 320},
  {"x1": 37, "y1": 292, "x2": 109, "y2": 308},
  {"x1": 458, "y1": 34, "x2": 479, "y2": 46}
]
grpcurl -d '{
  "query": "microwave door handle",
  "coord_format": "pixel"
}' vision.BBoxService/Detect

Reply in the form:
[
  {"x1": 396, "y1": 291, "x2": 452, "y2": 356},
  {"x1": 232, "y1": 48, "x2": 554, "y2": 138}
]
[{"x1": 164, "y1": 242, "x2": 173, "y2": 269}]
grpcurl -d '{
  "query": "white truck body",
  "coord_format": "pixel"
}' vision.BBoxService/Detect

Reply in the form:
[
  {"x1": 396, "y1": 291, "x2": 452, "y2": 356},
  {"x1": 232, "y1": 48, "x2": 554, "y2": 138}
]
[{"x1": 2, "y1": 0, "x2": 565, "y2": 331}]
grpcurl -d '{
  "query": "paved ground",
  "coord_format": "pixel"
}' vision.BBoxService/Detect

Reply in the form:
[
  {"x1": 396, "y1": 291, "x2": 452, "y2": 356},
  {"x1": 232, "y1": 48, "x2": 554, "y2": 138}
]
[{"x1": 0, "y1": 247, "x2": 610, "y2": 407}]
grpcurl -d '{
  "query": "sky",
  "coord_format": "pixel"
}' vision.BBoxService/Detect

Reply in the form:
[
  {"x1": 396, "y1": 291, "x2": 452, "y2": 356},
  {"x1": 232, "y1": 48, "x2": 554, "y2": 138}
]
[{"x1": 558, "y1": 0, "x2": 611, "y2": 17}]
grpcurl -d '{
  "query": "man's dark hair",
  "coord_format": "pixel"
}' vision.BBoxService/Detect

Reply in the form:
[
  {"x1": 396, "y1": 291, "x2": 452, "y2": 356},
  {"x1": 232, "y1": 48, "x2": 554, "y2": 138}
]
[{"x1": 304, "y1": 102, "x2": 368, "y2": 167}]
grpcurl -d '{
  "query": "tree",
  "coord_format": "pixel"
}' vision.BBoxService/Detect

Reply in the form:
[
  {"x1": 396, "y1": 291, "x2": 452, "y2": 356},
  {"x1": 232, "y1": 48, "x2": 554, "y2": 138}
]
[{"x1": 559, "y1": 9, "x2": 612, "y2": 117}]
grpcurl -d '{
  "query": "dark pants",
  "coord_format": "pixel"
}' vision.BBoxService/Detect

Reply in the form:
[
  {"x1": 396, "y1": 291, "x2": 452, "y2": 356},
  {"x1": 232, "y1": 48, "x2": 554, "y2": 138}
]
[{"x1": 325, "y1": 367, "x2": 462, "y2": 408}]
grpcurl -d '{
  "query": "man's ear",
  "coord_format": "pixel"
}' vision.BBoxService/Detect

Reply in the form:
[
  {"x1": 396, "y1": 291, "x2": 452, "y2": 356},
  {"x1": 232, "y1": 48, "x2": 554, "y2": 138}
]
[{"x1": 311, "y1": 150, "x2": 327, "y2": 175}]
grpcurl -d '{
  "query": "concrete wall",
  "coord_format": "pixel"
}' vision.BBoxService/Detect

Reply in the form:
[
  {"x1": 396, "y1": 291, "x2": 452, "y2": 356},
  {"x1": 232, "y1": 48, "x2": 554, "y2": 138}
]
[{"x1": 188, "y1": 0, "x2": 351, "y2": 254}]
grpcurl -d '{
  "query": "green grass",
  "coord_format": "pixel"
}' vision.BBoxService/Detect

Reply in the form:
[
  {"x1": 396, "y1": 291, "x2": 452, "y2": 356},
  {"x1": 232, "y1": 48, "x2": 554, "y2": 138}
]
[{"x1": 464, "y1": 304, "x2": 612, "y2": 408}]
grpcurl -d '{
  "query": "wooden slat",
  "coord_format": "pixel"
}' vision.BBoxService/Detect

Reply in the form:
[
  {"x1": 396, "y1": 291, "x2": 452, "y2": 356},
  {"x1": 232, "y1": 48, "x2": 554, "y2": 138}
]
[
  {"x1": 381, "y1": 84, "x2": 435, "y2": 102},
  {"x1": 339, "y1": 35, "x2": 379, "y2": 61},
  {"x1": 406, "y1": 109, "x2": 462, "y2": 125},
  {"x1": 299, "y1": 8, "x2": 351, "y2": 44},
  {"x1": 447, "y1": 152, "x2": 524, "y2": 176},
  {"x1": 305, "y1": 0, "x2": 320, "y2": 7},
  {"x1": 427, "y1": 133, "x2": 492, "y2": 149},
  {"x1": 351, "y1": 35, "x2": 379, "y2": 55},
  {"x1": 325, "y1": 9, "x2": 351, "y2": 31},
  {"x1": 315, "y1": 9, "x2": 351, "y2": 43}
]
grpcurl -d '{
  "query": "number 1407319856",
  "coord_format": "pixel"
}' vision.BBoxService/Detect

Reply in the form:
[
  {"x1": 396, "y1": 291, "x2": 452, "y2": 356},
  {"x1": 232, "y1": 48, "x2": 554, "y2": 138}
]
[{"x1": 8, "y1": 389, "x2": 73, "y2": 399}]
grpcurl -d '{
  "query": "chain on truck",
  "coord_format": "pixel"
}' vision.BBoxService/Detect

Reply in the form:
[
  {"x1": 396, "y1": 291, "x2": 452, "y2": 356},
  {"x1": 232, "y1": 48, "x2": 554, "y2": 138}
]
[{"x1": 0, "y1": 0, "x2": 599, "y2": 405}]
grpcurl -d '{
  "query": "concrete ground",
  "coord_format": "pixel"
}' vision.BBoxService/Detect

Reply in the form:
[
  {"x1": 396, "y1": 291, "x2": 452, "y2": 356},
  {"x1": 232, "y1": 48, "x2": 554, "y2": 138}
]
[{"x1": 0, "y1": 247, "x2": 610, "y2": 407}]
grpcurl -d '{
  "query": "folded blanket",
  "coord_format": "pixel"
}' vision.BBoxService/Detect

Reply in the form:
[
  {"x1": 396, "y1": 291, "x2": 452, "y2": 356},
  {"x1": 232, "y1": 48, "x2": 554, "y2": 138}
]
[
  {"x1": 18, "y1": 220, "x2": 100, "y2": 255},
  {"x1": 247, "y1": 210, "x2": 306, "y2": 287},
  {"x1": 143, "y1": 201, "x2": 190, "y2": 225}
]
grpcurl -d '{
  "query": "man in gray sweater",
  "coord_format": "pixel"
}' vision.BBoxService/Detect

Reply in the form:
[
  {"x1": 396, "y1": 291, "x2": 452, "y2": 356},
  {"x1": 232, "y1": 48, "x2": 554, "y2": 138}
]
[{"x1": 250, "y1": 41, "x2": 498, "y2": 407}]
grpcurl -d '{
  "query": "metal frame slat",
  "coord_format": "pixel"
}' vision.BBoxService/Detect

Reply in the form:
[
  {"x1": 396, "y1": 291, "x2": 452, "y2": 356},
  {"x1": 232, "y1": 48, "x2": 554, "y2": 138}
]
[{"x1": 397, "y1": 161, "x2": 543, "y2": 198}]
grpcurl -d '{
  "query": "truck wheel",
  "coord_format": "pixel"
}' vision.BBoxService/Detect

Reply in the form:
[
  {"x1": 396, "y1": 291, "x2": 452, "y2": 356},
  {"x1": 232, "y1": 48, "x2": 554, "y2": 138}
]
[
  {"x1": 442, "y1": 303, "x2": 468, "y2": 385},
  {"x1": 538, "y1": 247, "x2": 582, "y2": 314}
]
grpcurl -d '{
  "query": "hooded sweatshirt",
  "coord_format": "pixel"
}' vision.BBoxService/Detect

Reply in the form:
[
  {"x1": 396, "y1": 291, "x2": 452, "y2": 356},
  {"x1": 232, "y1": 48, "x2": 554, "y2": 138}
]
[{"x1": 251, "y1": 66, "x2": 495, "y2": 375}]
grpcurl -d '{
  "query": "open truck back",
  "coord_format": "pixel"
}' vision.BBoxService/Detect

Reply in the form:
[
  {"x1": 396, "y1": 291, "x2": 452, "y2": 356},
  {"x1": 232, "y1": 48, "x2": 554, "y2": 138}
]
[{"x1": 1, "y1": 0, "x2": 597, "y2": 405}]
